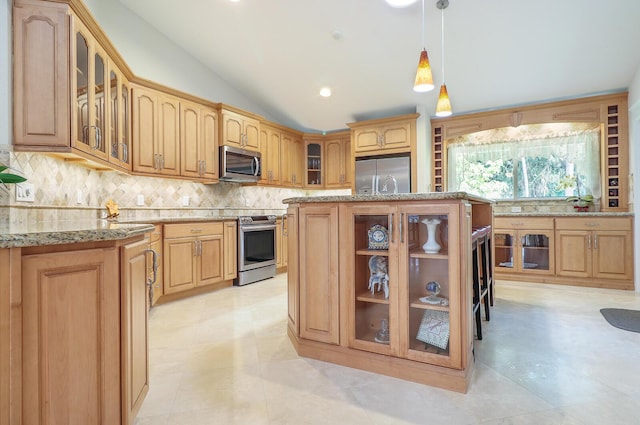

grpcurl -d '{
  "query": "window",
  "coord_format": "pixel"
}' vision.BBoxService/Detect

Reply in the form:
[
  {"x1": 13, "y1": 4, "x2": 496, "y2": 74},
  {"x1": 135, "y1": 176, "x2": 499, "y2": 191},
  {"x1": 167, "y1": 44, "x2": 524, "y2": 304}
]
[{"x1": 447, "y1": 123, "x2": 601, "y2": 200}]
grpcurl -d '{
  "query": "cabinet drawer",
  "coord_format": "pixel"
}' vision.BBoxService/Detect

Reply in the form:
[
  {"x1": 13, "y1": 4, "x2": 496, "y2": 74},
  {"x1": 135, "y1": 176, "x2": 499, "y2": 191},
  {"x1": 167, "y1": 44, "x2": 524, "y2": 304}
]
[
  {"x1": 555, "y1": 217, "x2": 631, "y2": 231},
  {"x1": 164, "y1": 222, "x2": 223, "y2": 238},
  {"x1": 494, "y1": 217, "x2": 554, "y2": 230}
]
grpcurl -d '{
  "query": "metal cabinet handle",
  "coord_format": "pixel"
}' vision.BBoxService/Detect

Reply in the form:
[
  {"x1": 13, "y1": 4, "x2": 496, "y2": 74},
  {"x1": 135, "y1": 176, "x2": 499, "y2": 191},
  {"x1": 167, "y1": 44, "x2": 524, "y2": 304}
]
[
  {"x1": 82, "y1": 125, "x2": 90, "y2": 143},
  {"x1": 145, "y1": 248, "x2": 158, "y2": 307},
  {"x1": 389, "y1": 213, "x2": 394, "y2": 244},
  {"x1": 121, "y1": 141, "x2": 128, "y2": 162},
  {"x1": 94, "y1": 126, "x2": 101, "y2": 150},
  {"x1": 587, "y1": 235, "x2": 591, "y2": 249},
  {"x1": 400, "y1": 213, "x2": 404, "y2": 243},
  {"x1": 594, "y1": 234, "x2": 598, "y2": 249}
]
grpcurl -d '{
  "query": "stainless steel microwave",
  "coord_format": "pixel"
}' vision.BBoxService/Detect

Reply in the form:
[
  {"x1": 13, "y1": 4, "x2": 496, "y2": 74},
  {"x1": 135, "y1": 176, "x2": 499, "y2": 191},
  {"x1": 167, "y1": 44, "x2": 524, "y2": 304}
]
[{"x1": 219, "y1": 145, "x2": 261, "y2": 182}]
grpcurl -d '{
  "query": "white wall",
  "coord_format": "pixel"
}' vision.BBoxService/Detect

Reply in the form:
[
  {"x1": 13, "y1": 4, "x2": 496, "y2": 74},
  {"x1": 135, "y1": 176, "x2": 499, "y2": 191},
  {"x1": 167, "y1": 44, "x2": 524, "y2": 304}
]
[
  {"x1": 82, "y1": 0, "x2": 275, "y2": 122},
  {"x1": 0, "y1": 0, "x2": 10, "y2": 149},
  {"x1": 628, "y1": 64, "x2": 640, "y2": 291}
]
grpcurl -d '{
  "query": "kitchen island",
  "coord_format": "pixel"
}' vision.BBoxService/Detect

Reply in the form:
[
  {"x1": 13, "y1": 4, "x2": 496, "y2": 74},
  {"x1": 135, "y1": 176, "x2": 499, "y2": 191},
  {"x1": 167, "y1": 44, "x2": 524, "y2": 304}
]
[
  {"x1": 283, "y1": 192, "x2": 493, "y2": 393},
  {"x1": 1, "y1": 220, "x2": 155, "y2": 424}
]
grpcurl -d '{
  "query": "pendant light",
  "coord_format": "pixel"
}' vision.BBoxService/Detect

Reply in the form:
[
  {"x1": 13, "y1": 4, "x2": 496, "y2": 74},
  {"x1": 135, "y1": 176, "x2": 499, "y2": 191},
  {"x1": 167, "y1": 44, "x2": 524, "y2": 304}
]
[
  {"x1": 413, "y1": 0, "x2": 434, "y2": 92},
  {"x1": 386, "y1": 0, "x2": 419, "y2": 7},
  {"x1": 435, "y1": 0, "x2": 452, "y2": 116}
]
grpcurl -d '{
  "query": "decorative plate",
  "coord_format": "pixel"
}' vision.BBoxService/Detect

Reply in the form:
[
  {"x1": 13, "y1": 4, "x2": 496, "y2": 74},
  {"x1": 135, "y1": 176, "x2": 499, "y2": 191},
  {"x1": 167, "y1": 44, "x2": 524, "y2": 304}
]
[{"x1": 368, "y1": 224, "x2": 389, "y2": 250}]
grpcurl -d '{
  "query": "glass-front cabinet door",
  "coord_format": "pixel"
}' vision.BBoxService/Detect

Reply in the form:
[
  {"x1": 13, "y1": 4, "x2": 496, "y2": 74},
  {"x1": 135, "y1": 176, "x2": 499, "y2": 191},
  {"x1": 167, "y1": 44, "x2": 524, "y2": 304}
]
[
  {"x1": 73, "y1": 20, "x2": 108, "y2": 160},
  {"x1": 398, "y1": 204, "x2": 462, "y2": 369},
  {"x1": 347, "y1": 205, "x2": 398, "y2": 357},
  {"x1": 495, "y1": 229, "x2": 553, "y2": 274},
  {"x1": 306, "y1": 141, "x2": 322, "y2": 187}
]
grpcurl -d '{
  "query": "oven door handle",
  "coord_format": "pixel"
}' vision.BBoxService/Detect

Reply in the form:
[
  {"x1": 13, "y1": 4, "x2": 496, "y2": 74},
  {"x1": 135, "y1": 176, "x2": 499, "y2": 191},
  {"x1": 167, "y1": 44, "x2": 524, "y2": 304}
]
[{"x1": 240, "y1": 224, "x2": 276, "y2": 232}]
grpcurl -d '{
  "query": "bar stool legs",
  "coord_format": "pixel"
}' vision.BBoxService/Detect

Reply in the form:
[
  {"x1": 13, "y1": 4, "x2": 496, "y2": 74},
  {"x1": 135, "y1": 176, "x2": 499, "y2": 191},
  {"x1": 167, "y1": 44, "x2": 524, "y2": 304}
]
[{"x1": 472, "y1": 226, "x2": 493, "y2": 340}]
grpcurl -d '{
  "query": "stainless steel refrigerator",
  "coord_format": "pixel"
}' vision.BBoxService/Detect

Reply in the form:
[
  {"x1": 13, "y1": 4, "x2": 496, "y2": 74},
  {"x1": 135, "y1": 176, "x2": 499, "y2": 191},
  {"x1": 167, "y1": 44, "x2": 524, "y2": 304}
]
[{"x1": 355, "y1": 155, "x2": 411, "y2": 194}]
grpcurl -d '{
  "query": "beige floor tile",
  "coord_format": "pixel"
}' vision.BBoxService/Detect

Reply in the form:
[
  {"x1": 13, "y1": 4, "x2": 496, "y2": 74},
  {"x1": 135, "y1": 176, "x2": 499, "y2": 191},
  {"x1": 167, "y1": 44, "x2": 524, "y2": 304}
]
[{"x1": 137, "y1": 275, "x2": 640, "y2": 424}]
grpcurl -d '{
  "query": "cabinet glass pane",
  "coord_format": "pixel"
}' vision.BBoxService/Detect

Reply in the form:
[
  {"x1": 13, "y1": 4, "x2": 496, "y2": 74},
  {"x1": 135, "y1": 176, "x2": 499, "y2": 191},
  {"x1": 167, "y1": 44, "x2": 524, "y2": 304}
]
[
  {"x1": 122, "y1": 84, "x2": 130, "y2": 164},
  {"x1": 495, "y1": 232, "x2": 514, "y2": 268},
  {"x1": 76, "y1": 33, "x2": 89, "y2": 145},
  {"x1": 354, "y1": 214, "x2": 390, "y2": 345},
  {"x1": 109, "y1": 70, "x2": 118, "y2": 159},
  {"x1": 94, "y1": 53, "x2": 106, "y2": 154},
  {"x1": 307, "y1": 143, "x2": 322, "y2": 185},
  {"x1": 521, "y1": 233, "x2": 550, "y2": 271},
  {"x1": 407, "y1": 214, "x2": 450, "y2": 357}
]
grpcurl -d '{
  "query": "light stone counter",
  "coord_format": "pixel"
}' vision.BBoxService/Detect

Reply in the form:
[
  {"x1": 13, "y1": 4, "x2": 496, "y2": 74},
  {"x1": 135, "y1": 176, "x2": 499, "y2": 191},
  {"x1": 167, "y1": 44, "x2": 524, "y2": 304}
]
[
  {"x1": 283, "y1": 192, "x2": 493, "y2": 204},
  {"x1": 495, "y1": 212, "x2": 633, "y2": 217},
  {"x1": 0, "y1": 220, "x2": 155, "y2": 248}
]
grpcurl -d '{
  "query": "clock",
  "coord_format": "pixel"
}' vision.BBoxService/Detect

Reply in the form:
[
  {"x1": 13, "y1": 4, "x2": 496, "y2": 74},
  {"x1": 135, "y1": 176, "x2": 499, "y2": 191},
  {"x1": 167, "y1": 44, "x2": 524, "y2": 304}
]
[{"x1": 368, "y1": 224, "x2": 389, "y2": 250}]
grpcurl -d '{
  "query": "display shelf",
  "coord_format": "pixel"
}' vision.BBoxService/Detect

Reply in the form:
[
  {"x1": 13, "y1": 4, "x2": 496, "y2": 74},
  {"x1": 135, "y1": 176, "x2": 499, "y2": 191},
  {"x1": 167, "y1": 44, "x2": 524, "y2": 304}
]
[
  {"x1": 408, "y1": 339, "x2": 449, "y2": 355},
  {"x1": 408, "y1": 248, "x2": 448, "y2": 259},
  {"x1": 356, "y1": 249, "x2": 389, "y2": 256},
  {"x1": 356, "y1": 291, "x2": 390, "y2": 304},
  {"x1": 409, "y1": 300, "x2": 450, "y2": 312},
  {"x1": 356, "y1": 326, "x2": 390, "y2": 346}
]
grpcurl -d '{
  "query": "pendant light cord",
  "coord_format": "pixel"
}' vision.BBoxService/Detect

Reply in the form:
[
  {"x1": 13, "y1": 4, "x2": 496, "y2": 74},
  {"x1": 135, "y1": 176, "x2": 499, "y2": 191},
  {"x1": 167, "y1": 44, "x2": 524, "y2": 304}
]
[
  {"x1": 421, "y1": 0, "x2": 425, "y2": 47},
  {"x1": 441, "y1": 6, "x2": 445, "y2": 83}
]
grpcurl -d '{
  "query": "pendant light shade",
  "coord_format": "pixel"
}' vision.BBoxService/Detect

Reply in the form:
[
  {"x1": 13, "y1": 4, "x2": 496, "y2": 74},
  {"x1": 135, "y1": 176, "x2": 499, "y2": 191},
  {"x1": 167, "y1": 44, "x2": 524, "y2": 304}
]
[
  {"x1": 386, "y1": 0, "x2": 419, "y2": 7},
  {"x1": 413, "y1": 49, "x2": 434, "y2": 92},
  {"x1": 435, "y1": 0, "x2": 452, "y2": 116},
  {"x1": 435, "y1": 84, "x2": 452, "y2": 117}
]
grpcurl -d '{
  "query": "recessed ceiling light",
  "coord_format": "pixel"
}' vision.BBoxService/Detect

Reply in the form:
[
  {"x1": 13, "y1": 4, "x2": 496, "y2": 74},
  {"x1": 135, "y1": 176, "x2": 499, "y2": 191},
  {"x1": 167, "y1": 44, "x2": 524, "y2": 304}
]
[
  {"x1": 319, "y1": 87, "x2": 332, "y2": 97},
  {"x1": 385, "y1": 0, "x2": 418, "y2": 7}
]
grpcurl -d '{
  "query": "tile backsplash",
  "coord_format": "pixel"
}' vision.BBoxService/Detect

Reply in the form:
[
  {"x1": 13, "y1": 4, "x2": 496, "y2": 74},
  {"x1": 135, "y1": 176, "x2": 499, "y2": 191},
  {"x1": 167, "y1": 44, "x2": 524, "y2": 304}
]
[{"x1": 0, "y1": 152, "x2": 349, "y2": 225}]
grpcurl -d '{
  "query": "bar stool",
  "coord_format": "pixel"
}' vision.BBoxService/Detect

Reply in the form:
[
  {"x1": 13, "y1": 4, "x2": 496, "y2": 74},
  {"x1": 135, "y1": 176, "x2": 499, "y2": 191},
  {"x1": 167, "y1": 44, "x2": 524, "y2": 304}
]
[
  {"x1": 481, "y1": 225, "x2": 494, "y2": 306},
  {"x1": 471, "y1": 227, "x2": 490, "y2": 340}
]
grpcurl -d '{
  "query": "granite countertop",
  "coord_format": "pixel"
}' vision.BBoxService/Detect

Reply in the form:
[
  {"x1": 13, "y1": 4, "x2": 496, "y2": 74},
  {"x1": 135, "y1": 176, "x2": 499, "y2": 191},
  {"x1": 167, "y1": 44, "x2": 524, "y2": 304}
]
[
  {"x1": 0, "y1": 220, "x2": 155, "y2": 249},
  {"x1": 495, "y1": 212, "x2": 633, "y2": 217},
  {"x1": 283, "y1": 192, "x2": 493, "y2": 204}
]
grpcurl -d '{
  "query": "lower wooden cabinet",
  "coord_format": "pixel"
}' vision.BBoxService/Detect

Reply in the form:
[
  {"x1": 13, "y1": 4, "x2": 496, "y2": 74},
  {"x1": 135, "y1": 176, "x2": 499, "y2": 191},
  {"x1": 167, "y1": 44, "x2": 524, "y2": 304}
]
[
  {"x1": 276, "y1": 216, "x2": 289, "y2": 270},
  {"x1": 494, "y1": 215, "x2": 634, "y2": 290},
  {"x1": 555, "y1": 217, "x2": 633, "y2": 286},
  {"x1": 223, "y1": 221, "x2": 238, "y2": 281},
  {"x1": 163, "y1": 222, "x2": 224, "y2": 295},
  {"x1": 148, "y1": 224, "x2": 164, "y2": 305},
  {"x1": 1, "y1": 234, "x2": 151, "y2": 424}
]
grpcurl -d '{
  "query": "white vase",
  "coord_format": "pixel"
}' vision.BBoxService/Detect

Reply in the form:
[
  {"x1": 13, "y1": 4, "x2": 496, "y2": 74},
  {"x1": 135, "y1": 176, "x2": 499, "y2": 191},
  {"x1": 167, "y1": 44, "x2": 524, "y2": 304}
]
[{"x1": 422, "y1": 218, "x2": 441, "y2": 253}]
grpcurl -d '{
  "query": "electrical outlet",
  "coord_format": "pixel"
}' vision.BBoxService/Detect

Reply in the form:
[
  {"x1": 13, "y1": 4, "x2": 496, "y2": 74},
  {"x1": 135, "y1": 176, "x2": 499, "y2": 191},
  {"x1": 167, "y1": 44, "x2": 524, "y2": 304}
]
[
  {"x1": 181, "y1": 196, "x2": 190, "y2": 207},
  {"x1": 76, "y1": 189, "x2": 83, "y2": 204},
  {"x1": 137, "y1": 194, "x2": 144, "y2": 206},
  {"x1": 511, "y1": 206, "x2": 522, "y2": 212},
  {"x1": 15, "y1": 183, "x2": 35, "y2": 202}
]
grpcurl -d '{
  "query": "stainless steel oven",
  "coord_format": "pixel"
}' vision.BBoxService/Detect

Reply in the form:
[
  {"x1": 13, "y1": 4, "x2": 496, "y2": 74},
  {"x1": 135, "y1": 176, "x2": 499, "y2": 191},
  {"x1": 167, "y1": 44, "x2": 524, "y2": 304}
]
[{"x1": 235, "y1": 215, "x2": 277, "y2": 286}]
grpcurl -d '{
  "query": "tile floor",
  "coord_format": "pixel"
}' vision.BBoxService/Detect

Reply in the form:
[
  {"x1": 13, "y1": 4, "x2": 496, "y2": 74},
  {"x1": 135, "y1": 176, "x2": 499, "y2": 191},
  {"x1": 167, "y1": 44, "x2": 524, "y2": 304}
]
[{"x1": 135, "y1": 275, "x2": 640, "y2": 425}]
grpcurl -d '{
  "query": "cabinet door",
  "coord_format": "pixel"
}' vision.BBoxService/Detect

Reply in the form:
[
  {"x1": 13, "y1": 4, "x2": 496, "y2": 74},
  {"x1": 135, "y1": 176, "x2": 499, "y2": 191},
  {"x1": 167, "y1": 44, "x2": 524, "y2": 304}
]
[
  {"x1": 13, "y1": 1, "x2": 70, "y2": 148},
  {"x1": 555, "y1": 230, "x2": 591, "y2": 278},
  {"x1": 267, "y1": 128, "x2": 282, "y2": 184},
  {"x1": 593, "y1": 230, "x2": 633, "y2": 280},
  {"x1": 280, "y1": 133, "x2": 293, "y2": 186},
  {"x1": 291, "y1": 136, "x2": 305, "y2": 188},
  {"x1": 149, "y1": 225, "x2": 164, "y2": 305},
  {"x1": 243, "y1": 117, "x2": 261, "y2": 151},
  {"x1": 494, "y1": 229, "x2": 516, "y2": 271},
  {"x1": 324, "y1": 139, "x2": 344, "y2": 188},
  {"x1": 342, "y1": 137, "x2": 352, "y2": 187},
  {"x1": 221, "y1": 111, "x2": 243, "y2": 148},
  {"x1": 121, "y1": 238, "x2": 150, "y2": 425},
  {"x1": 353, "y1": 128, "x2": 381, "y2": 153},
  {"x1": 223, "y1": 221, "x2": 237, "y2": 280},
  {"x1": 299, "y1": 205, "x2": 340, "y2": 344},
  {"x1": 520, "y1": 230, "x2": 554, "y2": 274},
  {"x1": 132, "y1": 87, "x2": 158, "y2": 174},
  {"x1": 198, "y1": 234, "x2": 224, "y2": 286},
  {"x1": 381, "y1": 121, "x2": 412, "y2": 151},
  {"x1": 157, "y1": 94, "x2": 180, "y2": 176},
  {"x1": 107, "y1": 64, "x2": 132, "y2": 171},
  {"x1": 398, "y1": 204, "x2": 463, "y2": 369},
  {"x1": 180, "y1": 101, "x2": 201, "y2": 178},
  {"x1": 305, "y1": 141, "x2": 323, "y2": 187},
  {"x1": 22, "y1": 248, "x2": 120, "y2": 424},
  {"x1": 163, "y1": 237, "x2": 197, "y2": 294},
  {"x1": 344, "y1": 205, "x2": 397, "y2": 356},
  {"x1": 201, "y1": 107, "x2": 219, "y2": 180},
  {"x1": 287, "y1": 209, "x2": 299, "y2": 334}
]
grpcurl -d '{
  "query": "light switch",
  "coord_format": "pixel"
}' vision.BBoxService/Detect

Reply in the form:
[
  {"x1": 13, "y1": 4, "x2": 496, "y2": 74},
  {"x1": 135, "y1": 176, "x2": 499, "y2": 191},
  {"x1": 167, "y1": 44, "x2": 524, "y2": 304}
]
[{"x1": 15, "y1": 183, "x2": 35, "y2": 202}]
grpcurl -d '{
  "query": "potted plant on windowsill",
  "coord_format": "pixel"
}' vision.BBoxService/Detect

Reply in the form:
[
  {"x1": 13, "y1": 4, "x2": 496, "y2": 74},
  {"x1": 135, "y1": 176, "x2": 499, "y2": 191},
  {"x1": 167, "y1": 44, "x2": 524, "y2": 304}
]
[{"x1": 560, "y1": 174, "x2": 593, "y2": 212}]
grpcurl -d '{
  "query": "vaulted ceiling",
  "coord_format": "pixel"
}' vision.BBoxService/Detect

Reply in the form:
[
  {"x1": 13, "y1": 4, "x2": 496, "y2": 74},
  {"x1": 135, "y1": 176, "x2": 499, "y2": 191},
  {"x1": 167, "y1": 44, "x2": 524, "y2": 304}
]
[{"x1": 117, "y1": 0, "x2": 640, "y2": 132}]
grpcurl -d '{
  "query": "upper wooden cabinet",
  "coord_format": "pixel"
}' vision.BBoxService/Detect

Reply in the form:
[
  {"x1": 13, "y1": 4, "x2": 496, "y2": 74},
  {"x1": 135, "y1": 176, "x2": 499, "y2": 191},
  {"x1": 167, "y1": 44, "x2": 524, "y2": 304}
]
[
  {"x1": 348, "y1": 114, "x2": 418, "y2": 156},
  {"x1": 13, "y1": 0, "x2": 132, "y2": 171},
  {"x1": 259, "y1": 124, "x2": 282, "y2": 186},
  {"x1": 305, "y1": 137, "x2": 323, "y2": 188},
  {"x1": 220, "y1": 108, "x2": 260, "y2": 152},
  {"x1": 324, "y1": 131, "x2": 352, "y2": 189},
  {"x1": 180, "y1": 100, "x2": 218, "y2": 181},
  {"x1": 131, "y1": 85, "x2": 181, "y2": 177},
  {"x1": 281, "y1": 131, "x2": 304, "y2": 188}
]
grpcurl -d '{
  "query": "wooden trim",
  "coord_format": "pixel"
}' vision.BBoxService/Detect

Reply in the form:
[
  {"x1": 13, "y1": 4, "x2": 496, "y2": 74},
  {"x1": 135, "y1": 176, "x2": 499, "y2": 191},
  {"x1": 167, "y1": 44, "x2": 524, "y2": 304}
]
[
  {"x1": 346, "y1": 113, "x2": 420, "y2": 129},
  {"x1": 131, "y1": 77, "x2": 220, "y2": 110}
]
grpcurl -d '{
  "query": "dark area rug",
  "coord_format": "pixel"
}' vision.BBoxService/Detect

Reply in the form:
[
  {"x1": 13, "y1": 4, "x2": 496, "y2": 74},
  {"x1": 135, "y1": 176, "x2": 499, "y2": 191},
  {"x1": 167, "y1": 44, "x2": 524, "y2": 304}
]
[{"x1": 600, "y1": 308, "x2": 640, "y2": 333}]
